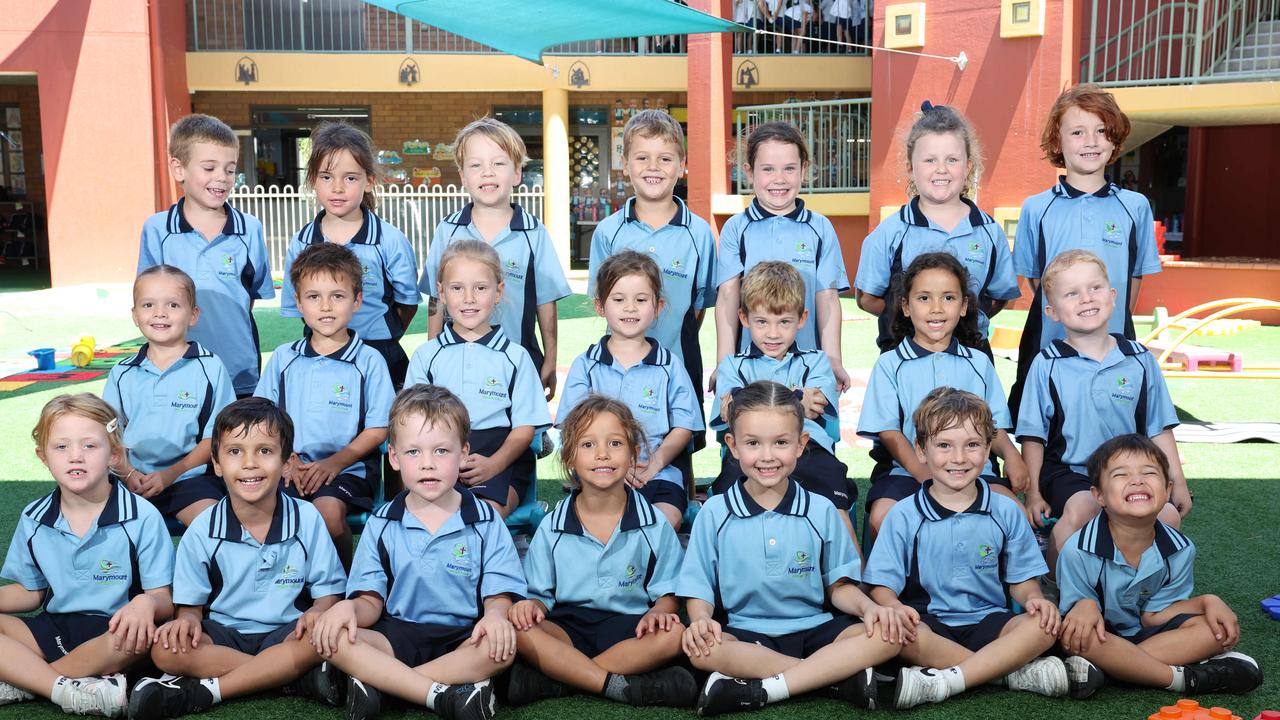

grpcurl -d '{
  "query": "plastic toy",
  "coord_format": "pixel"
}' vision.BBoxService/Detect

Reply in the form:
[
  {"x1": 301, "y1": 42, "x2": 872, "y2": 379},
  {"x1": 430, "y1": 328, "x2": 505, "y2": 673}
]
[
  {"x1": 1262, "y1": 594, "x2": 1280, "y2": 620},
  {"x1": 27, "y1": 347, "x2": 55, "y2": 371},
  {"x1": 1253, "y1": 712, "x2": 1280, "y2": 720},
  {"x1": 70, "y1": 335, "x2": 95, "y2": 368},
  {"x1": 1139, "y1": 298, "x2": 1280, "y2": 379},
  {"x1": 1147, "y1": 699, "x2": 1241, "y2": 720}
]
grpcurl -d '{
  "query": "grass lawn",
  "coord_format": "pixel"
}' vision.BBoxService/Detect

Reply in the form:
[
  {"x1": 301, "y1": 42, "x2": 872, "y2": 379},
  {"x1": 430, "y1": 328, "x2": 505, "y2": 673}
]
[{"x1": 0, "y1": 298, "x2": 1276, "y2": 718}]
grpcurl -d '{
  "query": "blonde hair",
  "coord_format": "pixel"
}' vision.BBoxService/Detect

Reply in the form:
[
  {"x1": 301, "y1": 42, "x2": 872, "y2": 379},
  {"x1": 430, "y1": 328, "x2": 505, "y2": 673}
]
[
  {"x1": 453, "y1": 117, "x2": 528, "y2": 171},
  {"x1": 623, "y1": 109, "x2": 686, "y2": 159},
  {"x1": 903, "y1": 104, "x2": 984, "y2": 199},
  {"x1": 557, "y1": 395, "x2": 647, "y2": 489},
  {"x1": 389, "y1": 384, "x2": 471, "y2": 446},
  {"x1": 1041, "y1": 249, "x2": 1111, "y2": 297},
  {"x1": 32, "y1": 393, "x2": 125, "y2": 453},
  {"x1": 437, "y1": 239, "x2": 504, "y2": 288},
  {"x1": 912, "y1": 387, "x2": 996, "y2": 448},
  {"x1": 134, "y1": 264, "x2": 198, "y2": 309},
  {"x1": 168, "y1": 114, "x2": 238, "y2": 164},
  {"x1": 740, "y1": 261, "x2": 805, "y2": 316}
]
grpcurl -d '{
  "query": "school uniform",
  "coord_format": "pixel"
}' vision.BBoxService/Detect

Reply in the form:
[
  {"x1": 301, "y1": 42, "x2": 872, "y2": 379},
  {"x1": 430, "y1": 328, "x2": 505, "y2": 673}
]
[
  {"x1": 138, "y1": 198, "x2": 275, "y2": 395},
  {"x1": 406, "y1": 323, "x2": 551, "y2": 505},
  {"x1": 346, "y1": 487, "x2": 527, "y2": 666},
  {"x1": 1, "y1": 479, "x2": 174, "y2": 659},
  {"x1": 858, "y1": 337, "x2": 1013, "y2": 509},
  {"x1": 420, "y1": 203, "x2": 570, "y2": 372},
  {"x1": 710, "y1": 344, "x2": 853, "y2": 510},
  {"x1": 173, "y1": 492, "x2": 345, "y2": 653},
  {"x1": 523, "y1": 487, "x2": 683, "y2": 656},
  {"x1": 589, "y1": 196, "x2": 718, "y2": 399},
  {"x1": 864, "y1": 479, "x2": 1047, "y2": 650},
  {"x1": 1057, "y1": 513, "x2": 1197, "y2": 641},
  {"x1": 855, "y1": 197, "x2": 1020, "y2": 352},
  {"x1": 1010, "y1": 178, "x2": 1162, "y2": 415},
  {"x1": 254, "y1": 332, "x2": 394, "y2": 511},
  {"x1": 678, "y1": 478, "x2": 862, "y2": 657},
  {"x1": 282, "y1": 209, "x2": 421, "y2": 387},
  {"x1": 103, "y1": 341, "x2": 236, "y2": 517},
  {"x1": 558, "y1": 337, "x2": 702, "y2": 512},
  {"x1": 717, "y1": 198, "x2": 850, "y2": 354},
  {"x1": 1016, "y1": 335, "x2": 1178, "y2": 517}
]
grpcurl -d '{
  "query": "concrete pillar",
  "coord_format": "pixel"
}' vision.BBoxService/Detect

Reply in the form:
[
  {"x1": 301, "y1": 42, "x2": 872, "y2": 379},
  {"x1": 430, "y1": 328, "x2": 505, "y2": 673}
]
[
  {"x1": 541, "y1": 87, "x2": 572, "y2": 274},
  {"x1": 686, "y1": 0, "x2": 733, "y2": 229}
]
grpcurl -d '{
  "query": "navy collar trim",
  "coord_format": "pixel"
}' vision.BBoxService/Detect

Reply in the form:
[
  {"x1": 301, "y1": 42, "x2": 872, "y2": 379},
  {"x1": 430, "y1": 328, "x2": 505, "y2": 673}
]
[
  {"x1": 438, "y1": 323, "x2": 508, "y2": 350},
  {"x1": 1076, "y1": 511, "x2": 1190, "y2": 560},
  {"x1": 905, "y1": 195, "x2": 988, "y2": 228},
  {"x1": 1045, "y1": 334, "x2": 1143, "y2": 360},
  {"x1": 294, "y1": 331, "x2": 364, "y2": 361},
  {"x1": 724, "y1": 477, "x2": 808, "y2": 518},
  {"x1": 587, "y1": 335, "x2": 664, "y2": 367},
  {"x1": 624, "y1": 196, "x2": 691, "y2": 228},
  {"x1": 914, "y1": 478, "x2": 992, "y2": 521},
  {"x1": 1054, "y1": 176, "x2": 1116, "y2": 199},
  {"x1": 747, "y1": 197, "x2": 809, "y2": 222},
  {"x1": 121, "y1": 341, "x2": 207, "y2": 367},
  {"x1": 896, "y1": 336, "x2": 969, "y2": 360},
  {"x1": 744, "y1": 341, "x2": 799, "y2": 359},
  {"x1": 304, "y1": 208, "x2": 377, "y2": 245},
  {"x1": 32, "y1": 478, "x2": 136, "y2": 529},
  {"x1": 448, "y1": 202, "x2": 537, "y2": 232},
  {"x1": 554, "y1": 486, "x2": 655, "y2": 535},
  {"x1": 208, "y1": 492, "x2": 300, "y2": 544},
  {"x1": 169, "y1": 197, "x2": 245, "y2": 236},
  {"x1": 378, "y1": 487, "x2": 489, "y2": 526}
]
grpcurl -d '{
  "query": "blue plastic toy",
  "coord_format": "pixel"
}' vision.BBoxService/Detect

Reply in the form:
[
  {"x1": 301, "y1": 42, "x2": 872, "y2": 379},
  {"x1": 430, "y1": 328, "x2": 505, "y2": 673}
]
[{"x1": 1261, "y1": 594, "x2": 1280, "y2": 620}]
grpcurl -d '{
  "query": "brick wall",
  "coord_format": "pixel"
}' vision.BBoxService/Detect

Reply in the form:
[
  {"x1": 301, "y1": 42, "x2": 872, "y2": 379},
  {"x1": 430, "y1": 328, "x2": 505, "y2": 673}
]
[{"x1": 0, "y1": 83, "x2": 44, "y2": 205}]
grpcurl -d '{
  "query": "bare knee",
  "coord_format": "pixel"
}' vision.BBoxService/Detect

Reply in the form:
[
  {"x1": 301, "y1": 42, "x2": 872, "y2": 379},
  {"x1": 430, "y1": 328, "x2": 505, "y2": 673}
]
[
  {"x1": 1158, "y1": 504, "x2": 1181, "y2": 528},
  {"x1": 482, "y1": 498, "x2": 511, "y2": 519},
  {"x1": 313, "y1": 499, "x2": 351, "y2": 537},
  {"x1": 1059, "y1": 493, "x2": 1101, "y2": 527},
  {"x1": 869, "y1": 499, "x2": 896, "y2": 537}
]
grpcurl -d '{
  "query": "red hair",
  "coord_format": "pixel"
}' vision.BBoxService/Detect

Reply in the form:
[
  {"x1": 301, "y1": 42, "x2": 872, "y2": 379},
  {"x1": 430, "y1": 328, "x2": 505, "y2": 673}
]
[{"x1": 1040, "y1": 84, "x2": 1131, "y2": 168}]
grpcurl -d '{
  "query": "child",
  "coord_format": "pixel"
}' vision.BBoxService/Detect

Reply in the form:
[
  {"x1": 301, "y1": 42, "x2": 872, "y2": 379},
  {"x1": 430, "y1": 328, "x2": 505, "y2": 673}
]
[
  {"x1": 1009, "y1": 84, "x2": 1162, "y2": 414},
  {"x1": 282, "y1": 122, "x2": 421, "y2": 388},
  {"x1": 0, "y1": 394, "x2": 174, "y2": 716},
  {"x1": 1016, "y1": 250, "x2": 1190, "y2": 566},
  {"x1": 421, "y1": 118, "x2": 570, "y2": 398},
  {"x1": 408, "y1": 240, "x2": 550, "y2": 518},
  {"x1": 864, "y1": 388, "x2": 1092, "y2": 709},
  {"x1": 255, "y1": 242, "x2": 394, "y2": 566},
  {"x1": 103, "y1": 265, "x2": 235, "y2": 527},
  {"x1": 127, "y1": 398, "x2": 347, "y2": 718},
  {"x1": 715, "y1": 121, "x2": 851, "y2": 391},
  {"x1": 679, "y1": 381, "x2": 901, "y2": 716},
  {"x1": 507, "y1": 396, "x2": 696, "y2": 707},
  {"x1": 311, "y1": 385, "x2": 525, "y2": 720},
  {"x1": 854, "y1": 103, "x2": 1019, "y2": 354},
  {"x1": 711, "y1": 261, "x2": 857, "y2": 540},
  {"x1": 589, "y1": 109, "x2": 717, "y2": 417},
  {"x1": 138, "y1": 114, "x2": 274, "y2": 397},
  {"x1": 1056, "y1": 434, "x2": 1262, "y2": 696},
  {"x1": 559, "y1": 251, "x2": 702, "y2": 529},
  {"x1": 859, "y1": 253, "x2": 1028, "y2": 538}
]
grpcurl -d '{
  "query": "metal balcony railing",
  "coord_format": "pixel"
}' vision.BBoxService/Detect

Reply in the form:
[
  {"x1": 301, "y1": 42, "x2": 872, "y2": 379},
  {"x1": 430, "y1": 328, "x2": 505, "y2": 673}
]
[{"x1": 733, "y1": 98, "x2": 871, "y2": 194}]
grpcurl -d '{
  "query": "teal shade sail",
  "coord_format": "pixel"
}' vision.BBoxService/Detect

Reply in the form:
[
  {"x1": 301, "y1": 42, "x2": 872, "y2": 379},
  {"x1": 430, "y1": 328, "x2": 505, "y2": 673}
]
[{"x1": 364, "y1": 0, "x2": 745, "y2": 63}]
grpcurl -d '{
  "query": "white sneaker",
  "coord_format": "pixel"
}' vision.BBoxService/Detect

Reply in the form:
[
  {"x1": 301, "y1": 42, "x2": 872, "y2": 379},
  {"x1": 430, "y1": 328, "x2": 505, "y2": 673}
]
[
  {"x1": 1005, "y1": 656, "x2": 1069, "y2": 697},
  {"x1": 55, "y1": 674, "x2": 127, "y2": 717},
  {"x1": 893, "y1": 666, "x2": 950, "y2": 709},
  {"x1": 0, "y1": 679, "x2": 34, "y2": 705}
]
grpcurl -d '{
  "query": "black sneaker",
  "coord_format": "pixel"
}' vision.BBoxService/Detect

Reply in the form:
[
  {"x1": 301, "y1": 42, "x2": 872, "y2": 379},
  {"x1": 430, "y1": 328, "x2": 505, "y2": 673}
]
[
  {"x1": 826, "y1": 667, "x2": 879, "y2": 709},
  {"x1": 128, "y1": 675, "x2": 214, "y2": 719},
  {"x1": 696, "y1": 672, "x2": 767, "y2": 717},
  {"x1": 1184, "y1": 652, "x2": 1264, "y2": 695},
  {"x1": 1063, "y1": 656, "x2": 1105, "y2": 699},
  {"x1": 346, "y1": 676, "x2": 381, "y2": 720},
  {"x1": 434, "y1": 680, "x2": 496, "y2": 720},
  {"x1": 505, "y1": 663, "x2": 570, "y2": 706},
  {"x1": 623, "y1": 666, "x2": 698, "y2": 707},
  {"x1": 282, "y1": 661, "x2": 344, "y2": 706}
]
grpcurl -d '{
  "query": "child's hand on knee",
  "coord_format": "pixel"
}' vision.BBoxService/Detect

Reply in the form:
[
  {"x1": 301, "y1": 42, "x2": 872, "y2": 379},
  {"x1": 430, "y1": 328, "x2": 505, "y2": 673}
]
[
  {"x1": 508, "y1": 600, "x2": 546, "y2": 631},
  {"x1": 799, "y1": 387, "x2": 827, "y2": 419},
  {"x1": 1024, "y1": 597, "x2": 1061, "y2": 636},
  {"x1": 312, "y1": 600, "x2": 359, "y2": 657},
  {"x1": 470, "y1": 614, "x2": 516, "y2": 663},
  {"x1": 460, "y1": 453, "x2": 501, "y2": 486},
  {"x1": 1023, "y1": 492, "x2": 1051, "y2": 528},
  {"x1": 109, "y1": 595, "x2": 158, "y2": 655},
  {"x1": 294, "y1": 608, "x2": 324, "y2": 641},
  {"x1": 635, "y1": 609, "x2": 681, "y2": 637},
  {"x1": 1202, "y1": 595, "x2": 1240, "y2": 650},
  {"x1": 157, "y1": 615, "x2": 201, "y2": 654},
  {"x1": 1060, "y1": 602, "x2": 1106, "y2": 655},
  {"x1": 681, "y1": 618, "x2": 722, "y2": 657}
]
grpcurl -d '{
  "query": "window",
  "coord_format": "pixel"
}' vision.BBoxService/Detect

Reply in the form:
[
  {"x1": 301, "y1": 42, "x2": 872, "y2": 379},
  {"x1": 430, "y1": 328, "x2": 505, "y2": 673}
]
[{"x1": 0, "y1": 106, "x2": 25, "y2": 197}]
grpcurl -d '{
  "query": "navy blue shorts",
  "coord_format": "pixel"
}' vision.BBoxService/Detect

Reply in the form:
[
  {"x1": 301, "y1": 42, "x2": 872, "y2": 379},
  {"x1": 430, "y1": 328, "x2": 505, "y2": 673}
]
[
  {"x1": 364, "y1": 337, "x2": 409, "y2": 391},
  {"x1": 1039, "y1": 461, "x2": 1092, "y2": 519},
  {"x1": 716, "y1": 439, "x2": 855, "y2": 511},
  {"x1": 725, "y1": 615, "x2": 856, "y2": 659},
  {"x1": 22, "y1": 611, "x2": 109, "y2": 659},
  {"x1": 920, "y1": 611, "x2": 1017, "y2": 652},
  {"x1": 148, "y1": 472, "x2": 226, "y2": 518},
  {"x1": 545, "y1": 607, "x2": 647, "y2": 658},
  {"x1": 640, "y1": 478, "x2": 688, "y2": 513},
  {"x1": 1112, "y1": 612, "x2": 1199, "y2": 643},
  {"x1": 202, "y1": 618, "x2": 298, "y2": 655},
  {"x1": 466, "y1": 428, "x2": 535, "y2": 507},
  {"x1": 371, "y1": 616, "x2": 472, "y2": 668},
  {"x1": 286, "y1": 471, "x2": 376, "y2": 512}
]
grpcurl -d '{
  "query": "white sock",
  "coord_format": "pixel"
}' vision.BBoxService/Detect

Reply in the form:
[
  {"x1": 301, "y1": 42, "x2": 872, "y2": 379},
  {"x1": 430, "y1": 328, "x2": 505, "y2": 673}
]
[
  {"x1": 1166, "y1": 666, "x2": 1186, "y2": 692},
  {"x1": 50, "y1": 676, "x2": 70, "y2": 706},
  {"x1": 941, "y1": 666, "x2": 966, "y2": 696},
  {"x1": 761, "y1": 674, "x2": 789, "y2": 704},
  {"x1": 425, "y1": 682, "x2": 449, "y2": 710},
  {"x1": 199, "y1": 677, "x2": 222, "y2": 704}
]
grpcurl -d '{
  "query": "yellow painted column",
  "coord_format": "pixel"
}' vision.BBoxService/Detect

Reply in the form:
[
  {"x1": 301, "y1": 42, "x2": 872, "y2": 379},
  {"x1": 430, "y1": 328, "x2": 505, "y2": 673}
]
[{"x1": 541, "y1": 87, "x2": 572, "y2": 274}]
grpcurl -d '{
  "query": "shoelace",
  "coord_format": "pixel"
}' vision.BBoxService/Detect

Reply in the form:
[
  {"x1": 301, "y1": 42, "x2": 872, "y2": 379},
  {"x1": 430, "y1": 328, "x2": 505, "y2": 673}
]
[{"x1": 66, "y1": 679, "x2": 118, "y2": 715}]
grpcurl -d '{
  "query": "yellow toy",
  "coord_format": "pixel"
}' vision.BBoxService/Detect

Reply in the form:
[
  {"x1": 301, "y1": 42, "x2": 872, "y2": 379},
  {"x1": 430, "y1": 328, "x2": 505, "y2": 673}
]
[{"x1": 70, "y1": 335, "x2": 95, "y2": 368}]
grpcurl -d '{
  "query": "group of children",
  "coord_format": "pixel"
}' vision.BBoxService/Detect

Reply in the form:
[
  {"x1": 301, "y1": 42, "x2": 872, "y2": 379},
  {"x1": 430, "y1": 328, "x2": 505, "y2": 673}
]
[{"x1": 0, "y1": 81, "x2": 1263, "y2": 719}]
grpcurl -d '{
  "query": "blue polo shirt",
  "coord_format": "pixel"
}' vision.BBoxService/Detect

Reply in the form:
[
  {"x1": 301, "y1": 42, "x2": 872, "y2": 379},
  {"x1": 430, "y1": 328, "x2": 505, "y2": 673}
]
[
  {"x1": 1016, "y1": 336, "x2": 1177, "y2": 473},
  {"x1": 864, "y1": 479, "x2": 1047, "y2": 626},
  {"x1": 254, "y1": 333, "x2": 394, "y2": 479},
  {"x1": 138, "y1": 198, "x2": 275, "y2": 395},
  {"x1": 711, "y1": 344, "x2": 838, "y2": 455},
  {"x1": 717, "y1": 199, "x2": 849, "y2": 353},
  {"x1": 557, "y1": 337, "x2": 703, "y2": 488},
  {"x1": 2, "y1": 479, "x2": 174, "y2": 616},
  {"x1": 524, "y1": 487, "x2": 683, "y2": 615},
  {"x1": 1014, "y1": 178, "x2": 1161, "y2": 346},
  {"x1": 589, "y1": 197, "x2": 718, "y2": 373},
  {"x1": 421, "y1": 204, "x2": 570, "y2": 365},
  {"x1": 855, "y1": 197, "x2": 1020, "y2": 340},
  {"x1": 103, "y1": 342, "x2": 235, "y2": 484},
  {"x1": 281, "y1": 209, "x2": 421, "y2": 342},
  {"x1": 174, "y1": 493, "x2": 346, "y2": 634},
  {"x1": 677, "y1": 478, "x2": 861, "y2": 635},
  {"x1": 1057, "y1": 513, "x2": 1194, "y2": 639},
  {"x1": 347, "y1": 488, "x2": 527, "y2": 626},
  {"x1": 858, "y1": 338, "x2": 1011, "y2": 477},
  {"x1": 406, "y1": 324, "x2": 550, "y2": 433}
]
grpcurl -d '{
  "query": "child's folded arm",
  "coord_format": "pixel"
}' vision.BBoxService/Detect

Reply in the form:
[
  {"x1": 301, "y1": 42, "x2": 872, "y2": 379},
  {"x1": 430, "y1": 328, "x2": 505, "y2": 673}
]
[
  {"x1": 0, "y1": 582, "x2": 45, "y2": 613},
  {"x1": 878, "y1": 430, "x2": 932, "y2": 482}
]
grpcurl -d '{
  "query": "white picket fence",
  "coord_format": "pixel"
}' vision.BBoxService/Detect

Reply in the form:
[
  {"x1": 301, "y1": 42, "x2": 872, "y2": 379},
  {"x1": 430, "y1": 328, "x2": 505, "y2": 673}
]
[{"x1": 229, "y1": 184, "x2": 545, "y2": 269}]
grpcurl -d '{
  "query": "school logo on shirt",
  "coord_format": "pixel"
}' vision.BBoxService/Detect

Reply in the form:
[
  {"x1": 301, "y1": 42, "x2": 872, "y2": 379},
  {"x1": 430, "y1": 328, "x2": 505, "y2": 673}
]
[
  {"x1": 217, "y1": 253, "x2": 237, "y2": 279},
  {"x1": 274, "y1": 564, "x2": 304, "y2": 588},
  {"x1": 1111, "y1": 375, "x2": 1136, "y2": 403},
  {"x1": 478, "y1": 376, "x2": 508, "y2": 400},
  {"x1": 329, "y1": 383, "x2": 353, "y2": 412},
  {"x1": 791, "y1": 241, "x2": 815, "y2": 265},
  {"x1": 93, "y1": 559, "x2": 129, "y2": 585},
  {"x1": 974, "y1": 544, "x2": 998, "y2": 570},
  {"x1": 617, "y1": 563, "x2": 643, "y2": 591},
  {"x1": 965, "y1": 239, "x2": 985, "y2": 265},
  {"x1": 663, "y1": 257, "x2": 689, "y2": 281},
  {"x1": 446, "y1": 543, "x2": 472, "y2": 576},
  {"x1": 1101, "y1": 220, "x2": 1124, "y2": 247},
  {"x1": 503, "y1": 257, "x2": 526, "y2": 281},
  {"x1": 361, "y1": 263, "x2": 377, "y2": 288},
  {"x1": 637, "y1": 387, "x2": 659, "y2": 415},
  {"x1": 171, "y1": 389, "x2": 200, "y2": 412},
  {"x1": 787, "y1": 550, "x2": 815, "y2": 578}
]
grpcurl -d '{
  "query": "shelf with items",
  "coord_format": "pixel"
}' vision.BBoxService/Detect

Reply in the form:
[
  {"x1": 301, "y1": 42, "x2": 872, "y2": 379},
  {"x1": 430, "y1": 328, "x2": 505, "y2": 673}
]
[{"x1": 0, "y1": 200, "x2": 43, "y2": 270}]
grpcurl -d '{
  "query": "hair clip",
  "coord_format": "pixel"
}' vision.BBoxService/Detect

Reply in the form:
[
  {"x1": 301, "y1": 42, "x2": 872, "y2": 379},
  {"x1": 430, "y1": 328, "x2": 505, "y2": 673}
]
[
  {"x1": 920, "y1": 100, "x2": 935, "y2": 113},
  {"x1": 729, "y1": 387, "x2": 744, "y2": 399},
  {"x1": 105, "y1": 418, "x2": 118, "y2": 433},
  {"x1": 792, "y1": 389, "x2": 805, "y2": 402}
]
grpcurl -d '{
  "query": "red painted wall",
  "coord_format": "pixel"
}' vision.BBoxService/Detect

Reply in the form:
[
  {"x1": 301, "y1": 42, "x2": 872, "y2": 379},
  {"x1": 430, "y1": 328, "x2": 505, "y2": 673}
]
[{"x1": 1184, "y1": 125, "x2": 1280, "y2": 260}]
